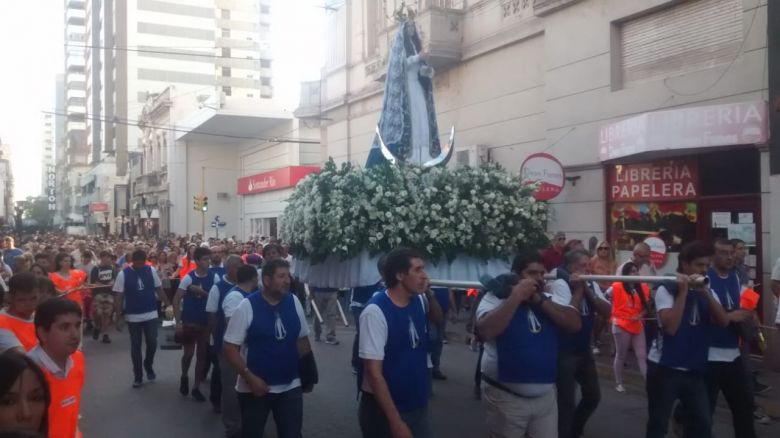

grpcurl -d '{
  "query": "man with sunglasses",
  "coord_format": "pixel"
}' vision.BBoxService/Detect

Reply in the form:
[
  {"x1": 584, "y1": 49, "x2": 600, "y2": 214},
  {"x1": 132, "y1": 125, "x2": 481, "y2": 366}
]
[{"x1": 616, "y1": 242, "x2": 658, "y2": 277}]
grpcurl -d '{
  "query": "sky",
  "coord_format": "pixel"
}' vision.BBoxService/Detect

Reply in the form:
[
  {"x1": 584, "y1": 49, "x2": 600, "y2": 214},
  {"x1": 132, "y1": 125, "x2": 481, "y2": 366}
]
[{"x1": 0, "y1": 0, "x2": 325, "y2": 200}]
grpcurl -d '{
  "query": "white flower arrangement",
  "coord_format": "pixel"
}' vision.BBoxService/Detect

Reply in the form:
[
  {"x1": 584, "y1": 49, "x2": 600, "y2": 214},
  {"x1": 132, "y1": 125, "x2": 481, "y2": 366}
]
[{"x1": 280, "y1": 159, "x2": 550, "y2": 263}]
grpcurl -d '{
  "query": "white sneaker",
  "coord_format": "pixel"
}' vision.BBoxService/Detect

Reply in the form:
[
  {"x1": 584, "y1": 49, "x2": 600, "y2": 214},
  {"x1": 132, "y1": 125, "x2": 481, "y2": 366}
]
[
  {"x1": 615, "y1": 384, "x2": 626, "y2": 393},
  {"x1": 592, "y1": 346, "x2": 601, "y2": 355}
]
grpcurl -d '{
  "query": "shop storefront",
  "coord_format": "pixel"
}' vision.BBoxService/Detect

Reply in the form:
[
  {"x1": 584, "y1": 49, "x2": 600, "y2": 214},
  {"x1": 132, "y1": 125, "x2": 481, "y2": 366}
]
[
  {"x1": 600, "y1": 100, "x2": 769, "y2": 313},
  {"x1": 238, "y1": 166, "x2": 320, "y2": 240}
]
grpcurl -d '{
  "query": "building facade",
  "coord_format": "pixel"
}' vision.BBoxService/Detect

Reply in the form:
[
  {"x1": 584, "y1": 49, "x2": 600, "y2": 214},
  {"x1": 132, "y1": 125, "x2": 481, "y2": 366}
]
[{"x1": 320, "y1": 0, "x2": 778, "y2": 365}]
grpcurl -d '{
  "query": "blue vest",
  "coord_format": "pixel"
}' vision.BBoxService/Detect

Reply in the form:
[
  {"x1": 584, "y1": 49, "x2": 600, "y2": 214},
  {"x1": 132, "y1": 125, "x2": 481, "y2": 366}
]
[
  {"x1": 496, "y1": 305, "x2": 558, "y2": 384},
  {"x1": 122, "y1": 266, "x2": 158, "y2": 315},
  {"x1": 245, "y1": 293, "x2": 301, "y2": 386},
  {"x1": 370, "y1": 292, "x2": 429, "y2": 413},
  {"x1": 213, "y1": 279, "x2": 237, "y2": 352},
  {"x1": 659, "y1": 290, "x2": 711, "y2": 371},
  {"x1": 210, "y1": 266, "x2": 225, "y2": 282},
  {"x1": 182, "y1": 271, "x2": 215, "y2": 325},
  {"x1": 559, "y1": 282, "x2": 596, "y2": 356},
  {"x1": 432, "y1": 287, "x2": 450, "y2": 315},
  {"x1": 707, "y1": 268, "x2": 740, "y2": 350},
  {"x1": 351, "y1": 283, "x2": 381, "y2": 307}
]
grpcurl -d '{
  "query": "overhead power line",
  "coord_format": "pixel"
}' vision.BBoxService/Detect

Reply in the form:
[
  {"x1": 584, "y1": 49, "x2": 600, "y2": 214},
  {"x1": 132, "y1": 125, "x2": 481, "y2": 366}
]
[
  {"x1": 42, "y1": 110, "x2": 320, "y2": 145},
  {"x1": 65, "y1": 44, "x2": 269, "y2": 62}
]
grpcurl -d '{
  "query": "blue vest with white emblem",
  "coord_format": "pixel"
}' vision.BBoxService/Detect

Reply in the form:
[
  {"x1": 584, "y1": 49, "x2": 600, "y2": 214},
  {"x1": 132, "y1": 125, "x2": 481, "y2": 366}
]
[
  {"x1": 182, "y1": 271, "x2": 215, "y2": 325},
  {"x1": 659, "y1": 290, "x2": 711, "y2": 371},
  {"x1": 371, "y1": 291, "x2": 429, "y2": 413},
  {"x1": 122, "y1": 266, "x2": 158, "y2": 315},
  {"x1": 245, "y1": 293, "x2": 301, "y2": 386},
  {"x1": 706, "y1": 268, "x2": 740, "y2": 351},
  {"x1": 496, "y1": 304, "x2": 558, "y2": 383}
]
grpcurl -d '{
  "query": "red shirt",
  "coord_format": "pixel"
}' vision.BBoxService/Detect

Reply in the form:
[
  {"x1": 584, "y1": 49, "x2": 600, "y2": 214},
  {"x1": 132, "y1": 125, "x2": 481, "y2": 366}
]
[{"x1": 541, "y1": 247, "x2": 564, "y2": 272}]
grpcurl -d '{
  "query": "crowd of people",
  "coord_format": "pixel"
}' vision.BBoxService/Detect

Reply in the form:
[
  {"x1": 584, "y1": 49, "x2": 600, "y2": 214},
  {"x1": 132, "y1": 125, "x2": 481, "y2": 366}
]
[{"x1": 0, "y1": 231, "x2": 778, "y2": 438}]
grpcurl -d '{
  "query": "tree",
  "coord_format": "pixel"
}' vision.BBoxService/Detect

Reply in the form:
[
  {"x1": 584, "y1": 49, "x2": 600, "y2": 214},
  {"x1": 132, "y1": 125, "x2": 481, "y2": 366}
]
[{"x1": 20, "y1": 196, "x2": 53, "y2": 227}]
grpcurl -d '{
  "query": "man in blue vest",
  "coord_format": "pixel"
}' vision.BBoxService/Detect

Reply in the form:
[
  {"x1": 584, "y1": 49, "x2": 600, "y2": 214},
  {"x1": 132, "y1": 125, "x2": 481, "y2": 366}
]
[
  {"x1": 174, "y1": 246, "x2": 219, "y2": 402},
  {"x1": 645, "y1": 241, "x2": 729, "y2": 438},
  {"x1": 113, "y1": 249, "x2": 171, "y2": 388},
  {"x1": 223, "y1": 259, "x2": 317, "y2": 438},
  {"x1": 554, "y1": 249, "x2": 611, "y2": 438},
  {"x1": 704, "y1": 239, "x2": 756, "y2": 437},
  {"x1": 206, "y1": 254, "x2": 244, "y2": 432},
  {"x1": 476, "y1": 251, "x2": 581, "y2": 438},
  {"x1": 358, "y1": 248, "x2": 432, "y2": 438}
]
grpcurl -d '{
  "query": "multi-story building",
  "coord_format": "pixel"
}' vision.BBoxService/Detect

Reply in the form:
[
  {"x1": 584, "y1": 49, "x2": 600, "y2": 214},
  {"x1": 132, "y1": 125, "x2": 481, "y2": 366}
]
[
  {"x1": 53, "y1": 74, "x2": 67, "y2": 225},
  {"x1": 79, "y1": 0, "x2": 274, "y2": 232},
  {"x1": 321, "y1": 0, "x2": 778, "y2": 364},
  {"x1": 41, "y1": 114, "x2": 55, "y2": 193},
  {"x1": 0, "y1": 142, "x2": 14, "y2": 226}
]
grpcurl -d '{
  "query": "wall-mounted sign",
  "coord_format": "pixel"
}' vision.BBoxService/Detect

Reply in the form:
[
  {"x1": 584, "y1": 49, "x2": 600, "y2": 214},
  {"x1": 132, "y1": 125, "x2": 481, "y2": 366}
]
[
  {"x1": 520, "y1": 153, "x2": 565, "y2": 201},
  {"x1": 599, "y1": 100, "x2": 768, "y2": 161},
  {"x1": 237, "y1": 166, "x2": 320, "y2": 196},
  {"x1": 89, "y1": 202, "x2": 109, "y2": 213},
  {"x1": 46, "y1": 165, "x2": 56, "y2": 211},
  {"x1": 644, "y1": 236, "x2": 667, "y2": 269},
  {"x1": 608, "y1": 159, "x2": 698, "y2": 202}
]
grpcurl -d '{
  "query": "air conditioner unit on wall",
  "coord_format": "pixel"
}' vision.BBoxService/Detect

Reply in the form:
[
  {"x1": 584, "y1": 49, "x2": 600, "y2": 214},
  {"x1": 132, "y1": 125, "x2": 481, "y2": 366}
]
[{"x1": 451, "y1": 144, "x2": 489, "y2": 168}]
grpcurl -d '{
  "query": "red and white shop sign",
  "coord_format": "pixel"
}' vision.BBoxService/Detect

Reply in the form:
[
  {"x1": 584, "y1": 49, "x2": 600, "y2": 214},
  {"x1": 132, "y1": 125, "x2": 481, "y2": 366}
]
[
  {"x1": 520, "y1": 153, "x2": 565, "y2": 201},
  {"x1": 608, "y1": 160, "x2": 698, "y2": 202},
  {"x1": 644, "y1": 236, "x2": 667, "y2": 269},
  {"x1": 237, "y1": 166, "x2": 320, "y2": 196},
  {"x1": 89, "y1": 202, "x2": 109, "y2": 213}
]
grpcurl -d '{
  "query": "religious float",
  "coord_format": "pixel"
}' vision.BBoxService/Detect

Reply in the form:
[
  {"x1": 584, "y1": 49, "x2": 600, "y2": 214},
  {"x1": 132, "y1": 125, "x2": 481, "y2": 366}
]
[{"x1": 281, "y1": 20, "x2": 549, "y2": 288}]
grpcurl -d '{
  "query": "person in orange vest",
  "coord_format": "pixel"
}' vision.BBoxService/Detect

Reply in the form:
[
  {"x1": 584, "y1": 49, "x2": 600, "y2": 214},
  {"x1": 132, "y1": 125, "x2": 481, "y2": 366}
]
[
  {"x1": 606, "y1": 262, "x2": 650, "y2": 393},
  {"x1": 28, "y1": 298, "x2": 85, "y2": 438},
  {"x1": 178, "y1": 244, "x2": 198, "y2": 279},
  {"x1": 0, "y1": 273, "x2": 41, "y2": 353},
  {"x1": 0, "y1": 350, "x2": 50, "y2": 436},
  {"x1": 48, "y1": 253, "x2": 88, "y2": 311}
]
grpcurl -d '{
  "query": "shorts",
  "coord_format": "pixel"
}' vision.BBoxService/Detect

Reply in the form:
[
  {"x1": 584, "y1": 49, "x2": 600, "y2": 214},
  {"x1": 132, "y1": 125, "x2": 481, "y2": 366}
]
[
  {"x1": 92, "y1": 294, "x2": 115, "y2": 317},
  {"x1": 175, "y1": 323, "x2": 208, "y2": 344}
]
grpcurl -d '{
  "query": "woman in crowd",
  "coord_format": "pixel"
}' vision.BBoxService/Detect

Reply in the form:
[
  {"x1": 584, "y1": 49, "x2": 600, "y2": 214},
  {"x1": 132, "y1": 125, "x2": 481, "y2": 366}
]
[
  {"x1": 0, "y1": 350, "x2": 50, "y2": 435},
  {"x1": 606, "y1": 262, "x2": 650, "y2": 392},
  {"x1": 48, "y1": 253, "x2": 88, "y2": 311},
  {"x1": 590, "y1": 240, "x2": 616, "y2": 354}
]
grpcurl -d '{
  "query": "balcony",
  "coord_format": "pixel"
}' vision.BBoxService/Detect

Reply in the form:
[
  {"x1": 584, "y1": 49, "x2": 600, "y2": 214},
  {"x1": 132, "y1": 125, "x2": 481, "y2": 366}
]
[
  {"x1": 134, "y1": 171, "x2": 167, "y2": 195},
  {"x1": 414, "y1": 3, "x2": 464, "y2": 71}
]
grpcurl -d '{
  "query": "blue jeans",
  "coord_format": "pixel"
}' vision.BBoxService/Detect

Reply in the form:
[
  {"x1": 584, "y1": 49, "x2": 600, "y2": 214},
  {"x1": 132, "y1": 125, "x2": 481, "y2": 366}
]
[
  {"x1": 238, "y1": 387, "x2": 303, "y2": 438},
  {"x1": 127, "y1": 318, "x2": 158, "y2": 381},
  {"x1": 646, "y1": 361, "x2": 711, "y2": 438},
  {"x1": 358, "y1": 392, "x2": 431, "y2": 438}
]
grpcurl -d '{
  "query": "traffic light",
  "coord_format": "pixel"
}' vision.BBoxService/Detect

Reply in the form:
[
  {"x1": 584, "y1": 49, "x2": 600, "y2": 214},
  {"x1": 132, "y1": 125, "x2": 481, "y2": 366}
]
[
  {"x1": 193, "y1": 195, "x2": 202, "y2": 211},
  {"x1": 202, "y1": 196, "x2": 208, "y2": 212}
]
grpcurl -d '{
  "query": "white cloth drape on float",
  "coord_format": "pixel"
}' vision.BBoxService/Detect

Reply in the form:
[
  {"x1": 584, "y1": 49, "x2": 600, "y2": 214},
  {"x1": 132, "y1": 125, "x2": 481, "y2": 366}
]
[{"x1": 291, "y1": 251, "x2": 511, "y2": 289}]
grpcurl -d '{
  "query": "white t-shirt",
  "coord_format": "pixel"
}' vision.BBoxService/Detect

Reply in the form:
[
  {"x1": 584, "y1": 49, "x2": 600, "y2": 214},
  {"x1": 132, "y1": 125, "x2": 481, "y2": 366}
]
[
  {"x1": 113, "y1": 268, "x2": 163, "y2": 323},
  {"x1": 648, "y1": 285, "x2": 722, "y2": 368},
  {"x1": 616, "y1": 259, "x2": 658, "y2": 277},
  {"x1": 477, "y1": 287, "x2": 573, "y2": 397},
  {"x1": 223, "y1": 294, "x2": 309, "y2": 394},
  {"x1": 206, "y1": 279, "x2": 235, "y2": 313},
  {"x1": 178, "y1": 272, "x2": 220, "y2": 292}
]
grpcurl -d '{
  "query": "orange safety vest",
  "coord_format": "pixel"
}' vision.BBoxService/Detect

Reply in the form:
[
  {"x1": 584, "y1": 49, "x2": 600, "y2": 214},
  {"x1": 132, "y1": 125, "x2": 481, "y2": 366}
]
[
  {"x1": 43, "y1": 351, "x2": 85, "y2": 438},
  {"x1": 178, "y1": 257, "x2": 196, "y2": 278},
  {"x1": 49, "y1": 271, "x2": 88, "y2": 310},
  {"x1": 610, "y1": 282, "x2": 650, "y2": 335},
  {"x1": 0, "y1": 313, "x2": 37, "y2": 351}
]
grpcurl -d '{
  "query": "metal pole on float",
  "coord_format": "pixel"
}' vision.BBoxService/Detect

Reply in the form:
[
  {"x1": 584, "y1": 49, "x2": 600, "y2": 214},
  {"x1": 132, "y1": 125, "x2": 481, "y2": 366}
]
[{"x1": 429, "y1": 274, "x2": 707, "y2": 290}]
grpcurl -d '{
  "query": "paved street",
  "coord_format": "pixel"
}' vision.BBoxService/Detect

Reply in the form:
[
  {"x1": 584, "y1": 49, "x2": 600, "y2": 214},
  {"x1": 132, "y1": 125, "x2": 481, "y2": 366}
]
[{"x1": 80, "y1": 321, "x2": 780, "y2": 437}]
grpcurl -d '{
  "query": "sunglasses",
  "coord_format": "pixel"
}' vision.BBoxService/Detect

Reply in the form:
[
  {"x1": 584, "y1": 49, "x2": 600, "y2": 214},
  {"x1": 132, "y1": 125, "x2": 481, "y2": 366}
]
[{"x1": 556, "y1": 237, "x2": 566, "y2": 241}]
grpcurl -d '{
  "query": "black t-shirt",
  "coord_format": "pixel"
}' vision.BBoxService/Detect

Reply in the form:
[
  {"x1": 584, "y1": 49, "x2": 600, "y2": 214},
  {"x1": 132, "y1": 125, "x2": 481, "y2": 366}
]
[{"x1": 90, "y1": 264, "x2": 117, "y2": 296}]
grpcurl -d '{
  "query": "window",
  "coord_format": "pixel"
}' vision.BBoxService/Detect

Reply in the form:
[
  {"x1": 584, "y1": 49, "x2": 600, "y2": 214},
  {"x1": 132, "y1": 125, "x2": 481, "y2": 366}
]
[
  {"x1": 221, "y1": 9, "x2": 230, "y2": 19},
  {"x1": 260, "y1": 59, "x2": 271, "y2": 68},
  {"x1": 222, "y1": 48, "x2": 231, "y2": 58},
  {"x1": 260, "y1": 4, "x2": 270, "y2": 14},
  {"x1": 261, "y1": 77, "x2": 271, "y2": 86},
  {"x1": 222, "y1": 67, "x2": 231, "y2": 77},
  {"x1": 222, "y1": 86, "x2": 232, "y2": 96},
  {"x1": 221, "y1": 28, "x2": 230, "y2": 38},
  {"x1": 246, "y1": 93, "x2": 254, "y2": 98}
]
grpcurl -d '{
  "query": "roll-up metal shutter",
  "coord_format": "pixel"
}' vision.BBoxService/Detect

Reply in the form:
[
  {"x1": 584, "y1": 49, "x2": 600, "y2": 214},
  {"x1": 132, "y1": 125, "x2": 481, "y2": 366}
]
[{"x1": 621, "y1": 0, "x2": 742, "y2": 85}]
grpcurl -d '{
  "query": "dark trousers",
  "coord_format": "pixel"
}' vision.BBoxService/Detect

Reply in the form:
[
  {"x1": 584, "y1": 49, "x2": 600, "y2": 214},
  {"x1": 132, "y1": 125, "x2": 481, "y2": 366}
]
[
  {"x1": 556, "y1": 352, "x2": 601, "y2": 438},
  {"x1": 646, "y1": 362, "x2": 711, "y2": 438},
  {"x1": 127, "y1": 318, "x2": 158, "y2": 381},
  {"x1": 210, "y1": 347, "x2": 222, "y2": 407},
  {"x1": 428, "y1": 320, "x2": 445, "y2": 372},
  {"x1": 706, "y1": 359, "x2": 755, "y2": 438},
  {"x1": 358, "y1": 392, "x2": 431, "y2": 438},
  {"x1": 351, "y1": 306, "x2": 364, "y2": 369},
  {"x1": 238, "y1": 388, "x2": 303, "y2": 438}
]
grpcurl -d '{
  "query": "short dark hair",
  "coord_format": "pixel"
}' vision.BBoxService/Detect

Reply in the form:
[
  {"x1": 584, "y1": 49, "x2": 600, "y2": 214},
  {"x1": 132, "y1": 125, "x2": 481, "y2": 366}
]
[
  {"x1": 33, "y1": 253, "x2": 49, "y2": 261},
  {"x1": 34, "y1": 298, "x2": 82, "y2": 334},
  {"x1": 382, "y1": 248, "x2": 424, "y2": 288},
  {"x1": 730, "y1": 238, "x2": 745, "y2": 246},
  {"x1": 98, "y1": 250, "x2": 113, "y2": 259},
  {"x1": 261, "y1": 259, "x2": 290, "y2": 280},
  {"x1": 8, "y1": 272, "x2": 38, "y2": 295},
  {"x1": 263, "y1": 243, "x2": 283, "y2": 256},
  {"x1": 36, "y1": 277, "x2": 56, "y2": 297},
  {"x1": 237, "y1": 265, "x2": 259, "y2": 284},
  {"x1": 131, "y1": 250, "x2": 147, "y2": 262},
  {"x1": 53, "y1": 253, "x2": 71, "y2": 271},
  {"x1": 678, "y1": 241, "x2": 713, "y2": 271},
  {"x1": 193, "y1": 247, "x2": 212, "y2": 261},
  {"x1": 713, "y1": 238, "x2": 734, "y2": 249},
  {"x1": 377, "y1": 254, "x2": 388, "y2": 282},
  {"x1": 563, "y1": 249, "x2": 590, "y2": 271},
  {"x1": 511, "y1": 251, "x2": 544, "y2": 274}
]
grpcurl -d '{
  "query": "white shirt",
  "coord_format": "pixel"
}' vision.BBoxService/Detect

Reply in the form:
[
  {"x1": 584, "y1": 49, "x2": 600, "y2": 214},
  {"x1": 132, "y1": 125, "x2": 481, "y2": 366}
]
[
  {"x1": 28, "y1": 345, "x2": 74, "y2": 379},
  {"x1": 223, "y1": 290, "x2": 249, "y2": 319},
  {"x1": 477, "y1": 286, "x2": 573, "y2": 397},
  {"x1": 223, "y1": 294, "x2": 309, "y2": 394},
  {"x1": 113, "y1": 268, "x2": 163, "y2": 322},
  {"x1": 648, "y1": 285, "x2": 722, "y2": 368},
  {"x1": 206, "y1": 279, "x2": 235, "y2": 313}
]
